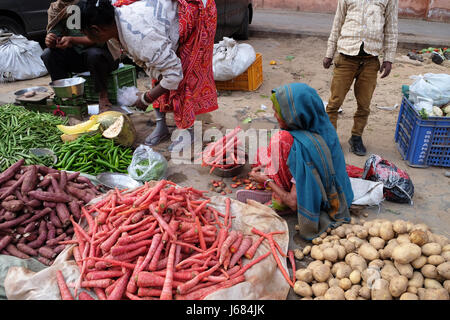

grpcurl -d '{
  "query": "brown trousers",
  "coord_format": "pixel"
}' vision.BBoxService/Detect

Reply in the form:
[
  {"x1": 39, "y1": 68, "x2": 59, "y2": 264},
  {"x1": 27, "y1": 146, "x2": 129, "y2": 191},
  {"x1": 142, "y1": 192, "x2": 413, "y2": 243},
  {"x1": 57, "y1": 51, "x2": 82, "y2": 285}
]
[{"x1": 327, "y1": 53, "x2": 380, "y2": 136}]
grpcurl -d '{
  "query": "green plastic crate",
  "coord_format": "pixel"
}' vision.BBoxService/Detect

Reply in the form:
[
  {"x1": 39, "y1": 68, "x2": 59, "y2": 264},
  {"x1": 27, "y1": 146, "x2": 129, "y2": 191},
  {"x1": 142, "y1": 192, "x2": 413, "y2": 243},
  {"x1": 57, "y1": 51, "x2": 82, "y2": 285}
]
[{"x1": 82, "y1": 64, "x2": 137, "y2": 104}]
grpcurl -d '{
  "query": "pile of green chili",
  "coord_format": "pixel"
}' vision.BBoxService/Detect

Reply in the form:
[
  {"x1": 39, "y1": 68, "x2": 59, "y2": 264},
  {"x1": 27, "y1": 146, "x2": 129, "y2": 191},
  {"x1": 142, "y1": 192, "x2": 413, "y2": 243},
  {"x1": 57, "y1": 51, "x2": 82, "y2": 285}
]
[
  {"x1": 0, "y1": 104, "x2": 67, "y2": 171},
  {"x1": 54, "y1": 133, "x2": 133, "y2": 175}
]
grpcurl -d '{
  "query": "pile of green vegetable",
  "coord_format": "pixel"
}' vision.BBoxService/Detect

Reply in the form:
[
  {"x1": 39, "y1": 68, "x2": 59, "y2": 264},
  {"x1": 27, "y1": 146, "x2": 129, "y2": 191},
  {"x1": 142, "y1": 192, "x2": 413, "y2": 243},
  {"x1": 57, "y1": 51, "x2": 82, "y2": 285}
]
[
  {"x1": 54, "y1": 133, "x2": 133, "y2": 175},
  {"x1": 0, "y1": 104, "x2": 67, "y2": 171}
]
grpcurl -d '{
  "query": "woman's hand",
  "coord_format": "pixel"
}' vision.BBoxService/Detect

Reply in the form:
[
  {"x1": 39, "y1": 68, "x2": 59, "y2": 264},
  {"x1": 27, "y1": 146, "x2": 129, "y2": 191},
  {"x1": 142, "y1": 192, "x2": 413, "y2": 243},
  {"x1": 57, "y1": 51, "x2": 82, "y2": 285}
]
[
  {"x1": 248, "y1": 166, "x2": 269, "y2": 184},
  {"x1": 133, "y1": 92, "x2": 150, "y2": 111}
]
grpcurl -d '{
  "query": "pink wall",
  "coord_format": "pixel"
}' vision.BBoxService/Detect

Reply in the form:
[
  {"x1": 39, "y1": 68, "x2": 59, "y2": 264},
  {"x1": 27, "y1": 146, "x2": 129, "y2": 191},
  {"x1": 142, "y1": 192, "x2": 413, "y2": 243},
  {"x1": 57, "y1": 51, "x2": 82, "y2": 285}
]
[{"x1": 254, "y1": 0, "x2": 450, "y2": 23}]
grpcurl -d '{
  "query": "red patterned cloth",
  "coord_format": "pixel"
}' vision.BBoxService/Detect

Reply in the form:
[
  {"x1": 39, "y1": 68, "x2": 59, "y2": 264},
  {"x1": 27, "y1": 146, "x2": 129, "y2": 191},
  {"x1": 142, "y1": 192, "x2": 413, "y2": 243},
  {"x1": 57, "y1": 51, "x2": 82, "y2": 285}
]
[
  {"x1": 254, "y1": 130, "x2": 294, "y2": 192},
  {"x1": 113, "y1": 0, "x2": 140, "y2": 7},
  {"x1": 153, "y1": 0, "x2": 218, "y2": 129}
]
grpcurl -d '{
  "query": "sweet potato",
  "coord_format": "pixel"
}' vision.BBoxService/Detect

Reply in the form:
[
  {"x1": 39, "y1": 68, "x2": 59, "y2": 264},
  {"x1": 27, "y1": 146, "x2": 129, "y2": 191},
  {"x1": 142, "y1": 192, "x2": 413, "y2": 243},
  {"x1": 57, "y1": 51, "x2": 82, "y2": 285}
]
[
  {"x1": 2, "y1": 211, "x2": 16, "y2": 221},
  {"x1": 28, "y1": 190, "x2": 70, "y2": 203},
  {"x1": 43, "y1": 201, "x2": 56, "y2": 208},
  {"x1": 68, "y1": 201, "x2": 81, "y2": 221},
  {"x1": 26, "y1": 199, "x2": 42, "y2": 208},
  {"x1": 5, "y1": 243, "x2": 30, "y2": 259},
  {"x1": 55, "y1": 203, "x2": 71, "y2": 228},
  {"x1": 0, "y1": 175, "x2": 26, "y2": 200},
  {"x1": 0, "y1": 235, "x2": 13, "y2": 251},
  {"x1": 38, "y1": 246, "x2": 57, "y2": 259},
  {"x1": 21, "y1": 207, "x2": 52, "y2": 225},
  {"x1": 16, "y1": 243, "x2": 38, "y2": 256},
  {"x1": 0, "y1": 159, "x2": 24, "y2": 184},
  {"x1": 21, "y1": 165, "x2": 38, "y2": 194},
  {"x1": 0, "y1": 213, "x2": 31, "y2": 229}
]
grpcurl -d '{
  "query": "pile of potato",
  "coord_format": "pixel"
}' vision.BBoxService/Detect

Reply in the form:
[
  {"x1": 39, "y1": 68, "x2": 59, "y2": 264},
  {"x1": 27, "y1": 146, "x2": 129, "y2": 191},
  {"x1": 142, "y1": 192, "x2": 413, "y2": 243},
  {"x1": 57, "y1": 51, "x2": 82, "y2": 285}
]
[{"x1": 293, "y1": 218, "x2": 450, "y2": 300}]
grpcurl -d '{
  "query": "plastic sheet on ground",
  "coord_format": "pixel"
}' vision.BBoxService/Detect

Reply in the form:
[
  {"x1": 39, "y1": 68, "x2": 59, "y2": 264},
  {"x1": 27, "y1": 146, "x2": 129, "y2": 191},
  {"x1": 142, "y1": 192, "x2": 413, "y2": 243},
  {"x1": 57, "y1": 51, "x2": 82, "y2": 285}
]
[{"x1": 2, "y1": 188, "x2": 290, "y2": 300}]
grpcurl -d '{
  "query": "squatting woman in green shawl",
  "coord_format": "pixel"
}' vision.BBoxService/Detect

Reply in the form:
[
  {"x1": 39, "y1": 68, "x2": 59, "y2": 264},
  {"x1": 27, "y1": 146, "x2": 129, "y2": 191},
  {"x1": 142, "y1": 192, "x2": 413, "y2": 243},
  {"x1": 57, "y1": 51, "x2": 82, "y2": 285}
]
[{"x1": 244, "y1": 83, "x2": 354, "y2": 240}]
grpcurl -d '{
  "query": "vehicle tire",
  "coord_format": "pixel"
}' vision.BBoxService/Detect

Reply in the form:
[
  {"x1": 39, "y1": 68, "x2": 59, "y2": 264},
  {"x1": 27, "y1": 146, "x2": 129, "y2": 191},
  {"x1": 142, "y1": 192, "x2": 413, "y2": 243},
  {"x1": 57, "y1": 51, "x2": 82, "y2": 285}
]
[
  {"x1": 234, "y1": 7, "x2": 249, "y2": 40},
  {"x1": 0, "y1": 16, "x2": 25, "y2": 35}
]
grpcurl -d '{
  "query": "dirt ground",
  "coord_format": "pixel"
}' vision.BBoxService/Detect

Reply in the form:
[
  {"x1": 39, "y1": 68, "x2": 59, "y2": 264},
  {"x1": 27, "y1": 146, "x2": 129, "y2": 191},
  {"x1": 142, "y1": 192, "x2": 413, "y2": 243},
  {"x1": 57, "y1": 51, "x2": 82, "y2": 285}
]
[{"x1": 1, "y1": 36, "x2": 449, "y2": 299}]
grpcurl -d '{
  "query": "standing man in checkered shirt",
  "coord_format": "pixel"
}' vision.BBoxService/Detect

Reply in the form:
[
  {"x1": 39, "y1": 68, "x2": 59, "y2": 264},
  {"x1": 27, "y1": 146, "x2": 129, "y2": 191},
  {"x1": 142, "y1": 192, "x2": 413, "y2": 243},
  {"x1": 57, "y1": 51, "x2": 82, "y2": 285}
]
[{"x1": 323, "y1": 0, "x2": 398, "y2": 156}]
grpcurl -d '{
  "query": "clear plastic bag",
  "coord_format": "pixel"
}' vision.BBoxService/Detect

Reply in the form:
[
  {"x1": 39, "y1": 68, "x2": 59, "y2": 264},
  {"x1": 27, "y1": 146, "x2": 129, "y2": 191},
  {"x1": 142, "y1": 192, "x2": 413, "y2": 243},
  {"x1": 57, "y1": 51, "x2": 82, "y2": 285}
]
[
  {"x1": 409, "y1": 73, "x2": 450, "y2": 107},
  {"x1": 117, "y1": 86, "x2": 139, "y2": 107},
  {"x1": 127, "y1": 145, "x2": 168, "y2": 182}
]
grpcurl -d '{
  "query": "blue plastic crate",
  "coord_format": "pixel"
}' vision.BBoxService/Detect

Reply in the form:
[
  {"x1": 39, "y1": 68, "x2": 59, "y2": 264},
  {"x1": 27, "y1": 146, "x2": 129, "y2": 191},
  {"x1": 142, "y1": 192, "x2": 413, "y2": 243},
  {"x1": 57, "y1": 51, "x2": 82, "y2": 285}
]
[{"x1": 395, "y1": 96, "x2": 450, "y2": 168}]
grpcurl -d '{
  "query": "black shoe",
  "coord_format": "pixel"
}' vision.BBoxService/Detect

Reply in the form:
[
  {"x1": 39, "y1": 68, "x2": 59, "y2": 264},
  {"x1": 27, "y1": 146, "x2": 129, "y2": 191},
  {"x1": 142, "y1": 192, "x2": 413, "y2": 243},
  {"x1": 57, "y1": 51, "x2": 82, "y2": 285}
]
[{"x1": 348, "y1": 135, "x2": 367, "y2": 156}]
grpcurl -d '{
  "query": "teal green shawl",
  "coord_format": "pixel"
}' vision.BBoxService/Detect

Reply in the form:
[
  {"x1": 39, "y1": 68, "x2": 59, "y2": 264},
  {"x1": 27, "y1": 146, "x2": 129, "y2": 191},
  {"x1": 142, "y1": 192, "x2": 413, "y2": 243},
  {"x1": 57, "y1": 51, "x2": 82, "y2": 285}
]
[{"x1": 273, "y1": 83, "x2": 354, "y2": 240}]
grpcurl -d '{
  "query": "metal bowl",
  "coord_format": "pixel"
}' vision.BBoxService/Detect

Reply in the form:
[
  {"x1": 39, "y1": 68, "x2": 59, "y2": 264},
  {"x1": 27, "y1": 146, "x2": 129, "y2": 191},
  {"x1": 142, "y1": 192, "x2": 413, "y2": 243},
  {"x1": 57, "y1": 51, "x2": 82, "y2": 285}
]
[
  {"x1": 14, "y1": 86, "x2": 48, "y2": 96},
  {"x1": 49, "y1": 77, "x2": 86, "y2": 98}
]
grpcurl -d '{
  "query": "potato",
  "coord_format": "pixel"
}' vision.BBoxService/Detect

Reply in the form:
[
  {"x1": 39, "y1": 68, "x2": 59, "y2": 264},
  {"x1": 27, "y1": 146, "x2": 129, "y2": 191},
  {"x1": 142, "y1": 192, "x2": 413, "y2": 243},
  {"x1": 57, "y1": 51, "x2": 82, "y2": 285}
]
[
  {"x1": 389, "y1": 275, "x2": 408, "y2": 298},
  {"x1": 296, "y1": 268, "x2": 313, "y2": 283},
  {"x1": 340, "y1": 239, "x2": 356, "y2": 254},
  {"x1": 380, "y1": 239, "x2": 399, "y2": 259},
  {"x1": 427, "y1": 255, "x2": 445, "y2": 266},
  {"x1": 307, "y1": 260, "x2": 324, "y2": 271},
  {"x1": 396, "y1": 234, "x2": 411, "y2": 244},
  {"x1": 347, "y1": 236, "x2": 364, "y2": 248},
  {"x1": 294, "y1": 249, "x2": 304, "y2": 260},
  {"x1": 421, "y1": 243, "x2": 442, "y2": 256},
  {"x1": 294, "y1": 281, "x2": 313, "y2": 297},
  {"x1": 442, "y1": 244, "x2": 450, "y2": 252},
  {"x1": 368, "y1": 259, "x2": 384, "y2": 270},
  {"x1": 302, "y1": 245, "x2": 312, "y2": 256},
  {"x1": 312, "y1": 237, "x2": 323, "y2": 245},
  {"x1": 368, "y1": 225, "x2": 380, "y2": 238},
  {"x1": 411, "y1": 256, "x2": 428, "y2": 269},
  {"x1": 408, "y1": 271, "x2": 424, "y2": 288},
  {"x1": 419, "y1": 288, "x2": 449, "y2": 300},
  {"x1": 421, "y1": 264, "x2": 438, "y2": 279},
  {"x1": 310, "y1": 246, "x2": 324, "y2": 260},
  {"x1": 328, "y1": 277, "x2": 340, "y2": 288},
  {"x1": 323, "y1": 260, "x2": 333, "y2": 268},
  {"x1": 381, "y1": 264, "x2": 400, "y2": 282},
  {"x1": 444, "y1": 280, "x2": 450, "y2": 293},
  {"x1": 369, "y1": 237, "x2": 385, "y2": 250},
  {"x1": 358, "y1": 286, "x2": 370, "y2": 299},
  {"x1": 424, "y1": 278, "x2": 443, "y2": 289},
  {"x1": 407, "y1": 286, "x2": 418, "y2": 294},
  {"x1": 393, "y1": 220, "x2": 408, "y2": 234},
  {"x1": 320, "y1": 232, "x2": 328, "y2": 239},
  {"x1": 324, "y1": 287, "x2": 345, "y2": 300},
  {"x1": 371, "y1": 279, "x2": 392, "y2": 300},
  {"x1": 300, "y1": 297, "x2": 313, "y2": 300},
  {"x1": 311, "y1": 282, "x2": 329, "y2": 297},
  {"x1": 429, "y1": 234, "x2": 449, "y2": 248},
  {"x1": 412, "y1": 223, "x2": 430, "y2": 233},
  {"x1": 379, "y1": 221, "x2": 395, "y2": 241},
  {"x1": 406, "y1": 222, "x2": 414, "y2": 233},
  {"x1": 437, "y1": 262, "x2": 450, "y2": 280},
  {"x1": 339, "y1": 278, "x2": 352, "y2": 291},
  {"x1": 356, "y1": 228, "x2": 368, "y2": 240},
  {"x1": 334, "y1": 226, "x2": 346, "y2": 238},
  {"x1": 399, "y1": 292, "x2": 419, "y2": 300},
  {"x1": 391, "y1": 243, "x2": 422, "y2": 264},
  {"x1": 358, "y1": 243, "x2": 379, "y2": 261},
  {"x1": 442, "y1": 251, "x2": 450, "y2": 263},
  {"x1": 322, "y1": 247, "x2": 338, "y2": 262},
  {"x1": 394, "y1": 261, "x2": 413, "y2": 279},
  {"x1": 409, "y1": 230, "x2": 428, "y2": 246},
  {"x1": 312, "y1": 264, "x2": 331, "y2": 282},
  {"x1": 332, "y1": 262, "x2": 352, "y2": 279},
  {"x1": 334, "y1": 245, "x2": 347, "y2": 260},
  {"x1": 347, "y1": 254, "x2": 367, "y2": 272},
  {"x1": 349, "y1": 270, "x2": 361, "y2": 284},
  {"x1": 344, "y1": 287, "x2": 359, "y2": 300}
]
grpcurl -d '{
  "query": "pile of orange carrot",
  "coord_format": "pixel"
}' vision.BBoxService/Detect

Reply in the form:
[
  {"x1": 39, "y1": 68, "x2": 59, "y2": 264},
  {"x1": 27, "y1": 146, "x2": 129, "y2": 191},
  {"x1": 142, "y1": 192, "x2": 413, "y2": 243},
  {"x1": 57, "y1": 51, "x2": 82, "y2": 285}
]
[
  {"x1": 199, "y1": 127, "x2": 246, "y2": 174},
  {"x1": 57, "y1": 180, "x2": 295, "y2": 300}
]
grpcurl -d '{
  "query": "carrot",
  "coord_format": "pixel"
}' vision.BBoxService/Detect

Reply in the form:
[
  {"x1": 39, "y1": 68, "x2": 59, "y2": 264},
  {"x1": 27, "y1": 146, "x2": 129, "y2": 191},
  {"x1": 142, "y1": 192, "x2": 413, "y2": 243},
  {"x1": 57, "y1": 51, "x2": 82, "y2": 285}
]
[
  {"x1": 78, "y1": 291, "x2": 95, "y2": 300},
  {"x1": 176, "y1": 263, "x2": 220, "y2": 295},
  {"x1": 149, "y1": 203, "x2": 176, "y2": 240},
  {"x1": 85, "y1": 270, "x2": 124, "y2": 281},
  {"x1": 194, "y1": 215, "x2": 206, "y2": 251},
  {"x1": 94, "y1": 287, "x2": 107, "y2": 300},
  {"x1": 160, "y1": 243, "x2": 176, "y2": 300},
  {"x1": 244, "y1": 235, "x2": 264, "y2": 260},
  {"x1": 175, "y1": 275, "x2": 245, "y2": 300},
  {"x1": 216, "y1": 228, "x2": 228, "y2": 259},
  {"x1": 81, "y1": 279, "x2": 113, "y2": 288},
  {"x1": 230, "y1": 232, "x2": 243, "y2": 253},
  {"x1": 110, "y1": 239, "x2": 152, "y2": 257},
  {"x1": 56, "y1": 270, "x2": 74, "y2": 300},
  {"x1": 126, "y1": 256, "x2": 144, "y2": 294},
  {"x1": 112, "y1": 246, "x2": 148, "y2": 261},
  {"x1": 136, "y1": 272, "x2": 182, "y2": 288},
  {"x1": 137, "y1": 287, "x2": 162, "y2": 297},
  {"x1": 158, "y1": 189, "x2": 167, "y2": 212},
  {"x1": 107, "y1": 270, "x2": 131, "y2": 300},
  {"x1": 229, "y1": 236, "x2": 253, "y2": 267},
  {"x1": 288, "y1": 250, "x2": 296, "y2": 284},
  {"x1": 219, "y1": 230, "x2": 238, "y2": 264},
  {"x1": 83, "y1": 257, "x2": 136, "y2": 270},
  {"x1": 224, "y1": 198, "x2": 231, "y2": 228},
  {"x1": 231, "y1": 251, "x2": 271, "y2": 279},
  {"x1": 148, "y1": 238, "x2": 165, "y2": 272}
]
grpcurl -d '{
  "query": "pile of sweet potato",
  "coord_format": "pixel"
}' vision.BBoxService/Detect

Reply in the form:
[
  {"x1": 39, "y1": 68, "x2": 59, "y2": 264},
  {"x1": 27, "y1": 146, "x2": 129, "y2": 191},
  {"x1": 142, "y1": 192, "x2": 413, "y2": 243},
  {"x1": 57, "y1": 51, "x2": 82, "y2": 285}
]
[{"x1": 0, "y1": 159, "x2": 103, "y2": 265}]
